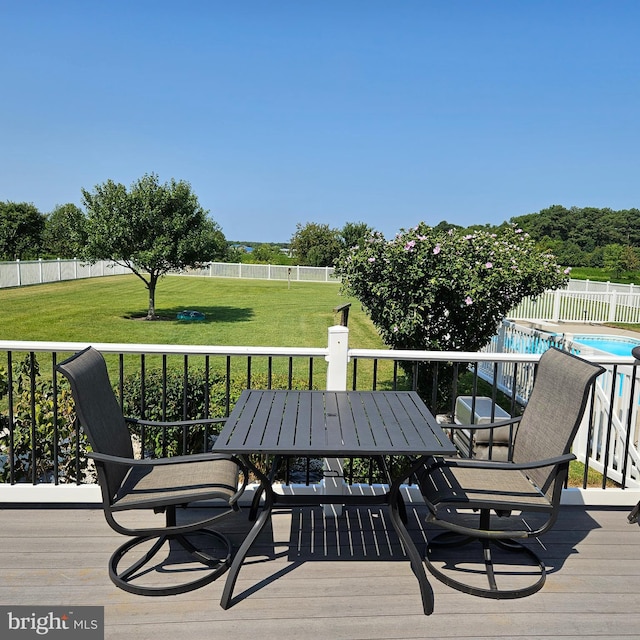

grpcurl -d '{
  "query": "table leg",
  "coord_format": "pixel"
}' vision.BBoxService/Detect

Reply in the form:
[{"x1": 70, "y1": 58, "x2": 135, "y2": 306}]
[
  {"x1": 220, "y1": 455, "x2": 275, "y2": 610},
  {"x1": 248, "y1": 455, "x2": 282, "y2": 521},
  {"x1": 388, "y1": 462, "x2": 435, "y2": 615}
]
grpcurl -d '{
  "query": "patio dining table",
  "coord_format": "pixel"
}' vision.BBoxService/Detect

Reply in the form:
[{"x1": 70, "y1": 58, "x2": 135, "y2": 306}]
[{"x1": 212, "y1": 389, "x2": 457, "y2": 615}]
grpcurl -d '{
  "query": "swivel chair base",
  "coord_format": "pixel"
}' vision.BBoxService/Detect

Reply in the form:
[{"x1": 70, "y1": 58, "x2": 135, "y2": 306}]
[
  {"x1": 425, "y1": 531, "x2": 546, "y2": 599},
  {"x1": 109, "y1": 529, "x2": 232, "y2": 596}
]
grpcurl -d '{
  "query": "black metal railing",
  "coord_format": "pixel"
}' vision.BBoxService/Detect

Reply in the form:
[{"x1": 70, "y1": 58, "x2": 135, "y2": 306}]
[{"x1": 1, "y1": 341, "x2": 638, "y2": 495}]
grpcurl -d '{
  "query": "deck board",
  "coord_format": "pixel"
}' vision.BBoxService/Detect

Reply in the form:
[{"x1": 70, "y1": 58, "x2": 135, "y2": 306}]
[{"x1": 1, "y1": 505, "x2": 638, "y2": 639}]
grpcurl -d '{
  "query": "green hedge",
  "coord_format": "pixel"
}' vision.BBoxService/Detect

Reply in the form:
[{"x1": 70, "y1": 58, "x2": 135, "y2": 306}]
[{"x1": 0, "y1": 355, "x2": 315, "y2": 482}]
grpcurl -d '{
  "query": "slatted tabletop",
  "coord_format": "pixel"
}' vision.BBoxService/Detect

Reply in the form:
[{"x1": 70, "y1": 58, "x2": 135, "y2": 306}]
[{"x1": 214, "y1": 390, "x2": 456, "y2": 458}]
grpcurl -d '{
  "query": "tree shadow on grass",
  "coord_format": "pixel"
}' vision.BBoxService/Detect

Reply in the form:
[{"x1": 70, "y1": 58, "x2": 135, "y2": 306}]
[{"x1": 123, "y1": 305, "x2": 255, "y2": 323}]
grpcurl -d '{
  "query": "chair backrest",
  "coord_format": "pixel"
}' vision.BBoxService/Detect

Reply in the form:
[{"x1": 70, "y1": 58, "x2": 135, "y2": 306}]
[
  {"x1": 512, "y1": 347, "x2": 605, "y2": 499},
  {"x1": 57, "y1": 347, "x2": 134, "y2": 497}
]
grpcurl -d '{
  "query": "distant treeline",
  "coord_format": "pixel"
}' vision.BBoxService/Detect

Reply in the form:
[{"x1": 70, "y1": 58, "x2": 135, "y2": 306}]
[{"x1": 509, "y1": 205, "x2": 640, "y2": 269}]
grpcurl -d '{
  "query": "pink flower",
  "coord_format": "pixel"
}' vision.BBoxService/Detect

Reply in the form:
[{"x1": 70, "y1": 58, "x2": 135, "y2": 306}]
[
  {"x1": 433, "y1": 243, "x2": 441, "y2": 255},
  {"x1": 465, "y1": 296, "x2": 473, "y2": 305},
  {"x1": 485, "y1": 262, "x2": 493, "y2": 268},
  {"x1": 404, "y1": 240, "x2": 416, "y2": 251},
  {"x1": 564, "y1": 267, "x2": 572, "y2": 274},
  {"x1": 368, "y1": 257, "x2": 376, "y2": 263}
]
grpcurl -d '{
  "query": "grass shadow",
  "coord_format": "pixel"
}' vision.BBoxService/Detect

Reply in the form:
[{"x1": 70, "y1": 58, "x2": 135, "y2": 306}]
[{"x1": 123, "y1": 305, "x2": 255, "y2": 323}]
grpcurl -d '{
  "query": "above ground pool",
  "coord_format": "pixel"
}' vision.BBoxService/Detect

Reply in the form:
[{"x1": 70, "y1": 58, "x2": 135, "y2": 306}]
[{"x1": 571, "y1": 334, "x2": 640, "y2": 357}]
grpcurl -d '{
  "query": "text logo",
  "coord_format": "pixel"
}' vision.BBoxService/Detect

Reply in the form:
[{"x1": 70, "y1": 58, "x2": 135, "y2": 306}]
[{"x1": 1, "y1": 606, "x2": 104, "y2": 638}]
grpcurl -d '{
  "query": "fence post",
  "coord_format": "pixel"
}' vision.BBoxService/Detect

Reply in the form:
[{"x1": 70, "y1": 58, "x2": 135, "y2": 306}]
[
  {"x1": 608, "y1": 291, "x2": 618, "y2": 323},
  {"x1": 57, "y1": 258, "x2": 62, "y2": 282},
  {"x1": 16, "y1": 259, "x2": 21, "y2": 287},
  {"x1": 323, "y1": 325, "x2": 350, "y2": 515},
  {"x1": 552, "y1": 289, "x2": 561, "y2": 322},
  {"x1": 38, "y1": 258, "x2": 43, "y2": 284}
]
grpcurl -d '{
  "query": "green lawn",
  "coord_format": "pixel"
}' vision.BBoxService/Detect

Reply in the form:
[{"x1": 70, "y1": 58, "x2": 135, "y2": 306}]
[{"x1": 0, "y1": 274, "x2": 385, "y2": 349}]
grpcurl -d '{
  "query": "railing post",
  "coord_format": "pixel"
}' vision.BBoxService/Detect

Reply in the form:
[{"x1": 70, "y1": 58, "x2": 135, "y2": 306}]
[
  {"x1": 496, "y1": 320, "x2": 507, "y2": 386},
  {"x1": 323, "y1": 325, "x2": 350, "y2": 514}
]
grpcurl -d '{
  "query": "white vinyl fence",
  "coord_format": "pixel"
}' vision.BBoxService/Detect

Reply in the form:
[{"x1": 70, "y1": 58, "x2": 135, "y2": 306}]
[
  {"x1": 507, "y1": 286, "x2": 640, "y2": 324},
  {"x1": 0, "y1": 258, "x2": 129, "y2": 288},
  {"x1": 0, "y1": 259, "x2": 336, "y2": 288}
]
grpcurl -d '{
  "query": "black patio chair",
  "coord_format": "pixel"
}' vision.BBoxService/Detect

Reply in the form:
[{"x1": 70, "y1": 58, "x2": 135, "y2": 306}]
[
  {"x1": 57, "y1": 346, "x2": 247, "y2": 596},
  {"x1": 417, "y1": 347, "x2": 605, "y2": 599}
]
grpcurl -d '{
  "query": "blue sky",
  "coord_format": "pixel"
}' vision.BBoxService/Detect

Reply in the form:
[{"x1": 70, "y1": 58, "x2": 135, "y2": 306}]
[{"x1": 1, "y1": 1, "x2": 639, "y2": 242}]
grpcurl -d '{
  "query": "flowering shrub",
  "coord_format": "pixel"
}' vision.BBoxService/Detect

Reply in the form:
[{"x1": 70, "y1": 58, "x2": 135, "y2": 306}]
[{"x1": 336, "y1": 223, "x2": 569, "y2": 354}]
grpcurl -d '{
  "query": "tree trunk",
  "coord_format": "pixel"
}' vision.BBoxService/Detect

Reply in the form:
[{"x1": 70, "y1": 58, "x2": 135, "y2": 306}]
[{"x1": 146, "y1": 277, "x2": 158, "y2": 320}]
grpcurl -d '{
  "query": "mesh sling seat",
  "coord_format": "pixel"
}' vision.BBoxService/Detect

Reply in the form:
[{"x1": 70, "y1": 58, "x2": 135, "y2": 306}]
[
  {"x1": 57, "y1": 346, "x2": 248, "y2": 596},
  {"x1": 416, "y1": 347, "x2": 605, "y2": 599}
]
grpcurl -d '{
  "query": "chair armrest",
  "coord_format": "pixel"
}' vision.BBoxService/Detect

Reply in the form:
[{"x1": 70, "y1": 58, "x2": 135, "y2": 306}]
[
  {"x1": 88, "y1": 451, "x2": 238, "y2": 467},
  {"x1": 446, "y1": 416, "x2": 521, "y2": 432},
  {"x1": 125, "y1": 417, "x2": 226, "y2": 428},
  {"x1": 432, "y1": 452, "x2": 576, "y2": 472}
]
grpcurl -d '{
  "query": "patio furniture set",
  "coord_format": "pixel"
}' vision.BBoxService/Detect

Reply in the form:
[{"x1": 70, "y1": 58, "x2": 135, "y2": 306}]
[{"x1": 57, "y1": 345, "x2": 605, "y2": 615}]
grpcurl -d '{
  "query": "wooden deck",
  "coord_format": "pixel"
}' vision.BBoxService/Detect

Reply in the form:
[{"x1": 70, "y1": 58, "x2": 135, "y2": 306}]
[{"x1": 1, "y1": 504, "x2": 639, "y2": 639}]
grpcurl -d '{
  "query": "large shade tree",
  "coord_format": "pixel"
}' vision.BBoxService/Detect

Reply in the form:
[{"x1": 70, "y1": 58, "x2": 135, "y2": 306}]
[
  {"x1": 82, "y1": 173, "x2": 226, "y2": 319},
  {"x1": 340, "y1": 221, "x2": 374, "y2": 253},
  {"x1": 335, "y1": 223, "x2": 569, "y2": 406},
  {"x1": 0, "y1": 201, "x2": 46, "y2": 260},
  {"x1": 290, "y1": 222, "x2": 342, "y2": 267},
  {"x1": 43, "y1": 203, "x2": 87, "y2": 258}
]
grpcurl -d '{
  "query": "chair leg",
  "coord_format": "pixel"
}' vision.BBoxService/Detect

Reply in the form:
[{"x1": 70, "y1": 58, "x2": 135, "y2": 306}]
[
  {"x1": 424, "y1": 511, "x2": 547, "y2": 599},
  {"x1": 109, "y1": 530, "x2": 233, "y2": 596}
]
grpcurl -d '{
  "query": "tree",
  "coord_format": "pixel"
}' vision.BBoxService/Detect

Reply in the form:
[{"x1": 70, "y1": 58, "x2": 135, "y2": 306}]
[
  {"x1": 248, "y1": 243, "x2": 291, "y2": 264},
  {"x1": 82, "y1": 173, "x2": 226, "y2": 319},
  {"x1": 340, "y1": 221, "x2": 374, "y2": 253},
  {"x1": 0, "y1": 201, "x2": 46, "y2": 260},
  {"x1": 43, "y1": 203, "x2": 87, "y2": 258},
  {"x1": 603, "y1": 244, "x2": 639, "y2": 278},
  {"x1": 335, "y1": 223, "x2": 569, "y2": 406},
  {"x1": 290, "y1": 222, "x2": 342, "y2": 267}
]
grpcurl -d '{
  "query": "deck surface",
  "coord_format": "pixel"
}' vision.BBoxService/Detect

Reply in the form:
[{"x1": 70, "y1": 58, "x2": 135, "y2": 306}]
[{"x1": 1, "y1": 504, "x2": 639, "y2": 639}]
